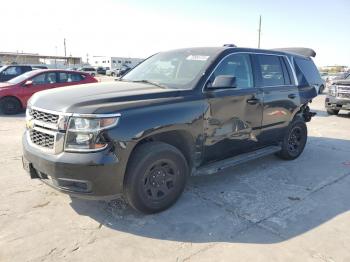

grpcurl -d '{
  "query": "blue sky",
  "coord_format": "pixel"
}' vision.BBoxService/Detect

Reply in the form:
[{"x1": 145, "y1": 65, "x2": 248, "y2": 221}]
[{"x1": 1, "y1": 0, "x2": 349, "y2": 66}]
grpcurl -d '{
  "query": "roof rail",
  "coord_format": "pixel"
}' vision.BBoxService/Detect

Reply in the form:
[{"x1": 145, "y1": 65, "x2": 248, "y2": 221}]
[{"x1": 271, "y1": 47, "x2": 316, "y2": 58}]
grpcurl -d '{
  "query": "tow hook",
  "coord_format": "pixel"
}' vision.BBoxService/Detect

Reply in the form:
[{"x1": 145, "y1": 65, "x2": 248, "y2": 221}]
[{"x1": 303, "y1": 106, "x2": 316, "y2": 122}]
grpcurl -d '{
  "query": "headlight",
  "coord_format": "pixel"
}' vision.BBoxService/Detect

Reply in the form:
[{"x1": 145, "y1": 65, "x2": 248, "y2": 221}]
[
  {"x1": 328, "y1": 85, "x2": 337, "y2": 96},
  {"x1": 65, "y1": 116, "x2": 119, "y2": 152}
]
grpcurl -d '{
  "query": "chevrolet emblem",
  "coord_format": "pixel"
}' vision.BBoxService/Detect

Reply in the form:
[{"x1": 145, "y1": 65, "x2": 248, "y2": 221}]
[{"x1": 26, "y1": 119, "x2": 34, "y2": 129}]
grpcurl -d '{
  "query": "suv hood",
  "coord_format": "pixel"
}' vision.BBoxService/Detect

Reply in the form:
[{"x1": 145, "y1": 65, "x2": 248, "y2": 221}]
[{"x1": 29, "y1": 81, "x2": 186, "y2": 114}]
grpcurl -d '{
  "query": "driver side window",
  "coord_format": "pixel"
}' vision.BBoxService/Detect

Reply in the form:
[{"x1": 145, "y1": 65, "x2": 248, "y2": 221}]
[
  {"x1": 31, "y1": 72, "x2": 57, "y2": 85},
  {"x1": 209, "y1": 53, "x2": 254, "y2": 89}
]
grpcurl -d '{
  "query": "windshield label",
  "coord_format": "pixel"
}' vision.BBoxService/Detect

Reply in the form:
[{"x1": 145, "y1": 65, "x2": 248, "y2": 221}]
[{"x1": 186, "y1": 55, "x2": 209, "y2": 61}]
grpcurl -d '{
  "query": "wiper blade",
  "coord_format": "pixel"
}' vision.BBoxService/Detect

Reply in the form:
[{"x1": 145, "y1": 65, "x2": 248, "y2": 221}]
[{"x1": 131, "y1": 80, "x2": 167, "y2": 88}]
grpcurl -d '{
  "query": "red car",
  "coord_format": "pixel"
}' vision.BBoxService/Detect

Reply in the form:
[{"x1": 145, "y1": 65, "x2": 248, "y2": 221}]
[{"x1": 0, "y1": 69, "x2": 97, "y2": 114}]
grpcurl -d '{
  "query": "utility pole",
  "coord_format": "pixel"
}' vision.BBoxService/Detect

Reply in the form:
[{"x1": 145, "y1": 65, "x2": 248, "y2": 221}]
[
  {"x1": 64, "y1": 38, "x2": 67, "y2": 57},
  {"x1": 258, "y1": 15, "x2": 262, "y2": 48},
  {"x1": 55, "y1": 46, "x2": 57, "y2": 68}
]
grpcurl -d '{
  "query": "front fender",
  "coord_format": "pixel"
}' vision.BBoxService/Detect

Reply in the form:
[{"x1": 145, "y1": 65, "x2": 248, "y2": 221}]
[{"x1": 106, "y1": 99, "x2": 208, "y2": 179}]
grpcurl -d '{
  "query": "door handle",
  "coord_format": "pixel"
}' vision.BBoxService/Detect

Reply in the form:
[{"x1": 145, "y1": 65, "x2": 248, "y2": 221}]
[
  {"x1": 288, "y1": 94, "x2": 296, "y2": 99},
  {"x1": 246, "y1": 98, "x2": 260, "y2": 105}
]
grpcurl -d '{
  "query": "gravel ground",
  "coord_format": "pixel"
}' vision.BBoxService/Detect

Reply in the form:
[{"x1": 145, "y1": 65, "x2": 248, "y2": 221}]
[{"x1": 0, "y1": 94, "x2": 349, "y2": 262}]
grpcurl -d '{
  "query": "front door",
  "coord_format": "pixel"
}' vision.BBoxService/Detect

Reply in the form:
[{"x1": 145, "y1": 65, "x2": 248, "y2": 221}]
[
  {"x1": 20, "y1": 72, "x2": 58, "y2": 106},
  {"x1": 202, "y1": 53, "x2": 263, "y2": 164}
]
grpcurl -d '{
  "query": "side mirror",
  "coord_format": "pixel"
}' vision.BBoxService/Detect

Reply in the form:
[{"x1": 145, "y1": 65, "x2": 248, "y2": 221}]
[
  {"x1": 209, "y1": 75, "x2": 236, "y2": 89},
  {"x1": 24, "y1": 80, "x2": 33, "y2": 86}
]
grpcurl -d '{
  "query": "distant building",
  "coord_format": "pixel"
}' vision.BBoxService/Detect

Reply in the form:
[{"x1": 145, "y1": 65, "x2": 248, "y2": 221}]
[
  {"x1": 0, "y1": 52, "x2": 82, "y2": 68},
  {"x1": 91, "y1": 56, "x2": 143, "y2": 69},
  {"x1": 319, "y1": 65, "x2": 348, "y2": 73}
]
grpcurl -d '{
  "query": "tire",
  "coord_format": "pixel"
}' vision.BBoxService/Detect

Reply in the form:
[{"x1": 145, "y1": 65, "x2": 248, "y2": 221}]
[
  {"x1": 124, "y1": 142, "x2": 188, "y2": 214},
  {"x1": 319, "y1": 85, "x2": 324, "y2": 94},
  {"x1": 91, "y1": 73, "x2": 95, "y2": 77},
  {"x1": 276, "y1": 118, "x2": 307, "y2": 160},
  {"x1": 111, "y1": 72, "x2": 115, "y2": 77},
  {"x1": 0, "y1": 97, "x2": 22, "y2": 115},
  {"x1": 326, "y1": 109, "x2": 339, "y2": 115}
]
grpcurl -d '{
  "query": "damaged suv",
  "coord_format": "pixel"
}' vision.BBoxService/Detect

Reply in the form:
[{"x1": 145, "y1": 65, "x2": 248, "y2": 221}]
[{"x1": 22, "y1": 46, "x2": 317, "y2": 213}]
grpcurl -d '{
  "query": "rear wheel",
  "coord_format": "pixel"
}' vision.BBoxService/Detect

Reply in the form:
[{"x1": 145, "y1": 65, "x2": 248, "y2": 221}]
[
  {"x1": 0, "y1": 97, "x2": 22, "y2": 115},
  {"x1": 277, "y1": 119, "x2": 307, "y2": 160},
  {"x1": 111, "y1": 72, "x2": 115, "y2": 77},
  {"x1": 326, "y1": 109, "x2": 339, "y2": 115},
  {"x1": 124, "y1": 142, "x2": 188, "y2": 213}
]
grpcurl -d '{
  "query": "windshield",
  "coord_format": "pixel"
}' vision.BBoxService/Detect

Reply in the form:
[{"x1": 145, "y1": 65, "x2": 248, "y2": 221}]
[
  {"x1": 7, "y1": 70, "x2": 38, "y2": 84},
  {"x1": 122, "y1": 49, "x2": 218, "y2": 89}
]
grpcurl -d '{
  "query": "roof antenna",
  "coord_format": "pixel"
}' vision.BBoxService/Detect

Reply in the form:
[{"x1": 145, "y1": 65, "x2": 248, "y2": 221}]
[{"x1": 223, "y1": 44, "x2": 237, "y2": 47}]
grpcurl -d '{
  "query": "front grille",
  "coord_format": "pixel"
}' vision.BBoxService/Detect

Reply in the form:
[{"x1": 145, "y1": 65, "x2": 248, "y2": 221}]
[
  {"x1": 338, "y1": 93, "x2": 350, "y2": 99},
  {"x1": 337, "y1": 86, "x2": 350, "y2": 91},
  {"x1": 29, "y1": 108, "x2": 59, "y2": 124},
  {"x1": 30, "y1": 129, "x2": 55, "y2": 149}
]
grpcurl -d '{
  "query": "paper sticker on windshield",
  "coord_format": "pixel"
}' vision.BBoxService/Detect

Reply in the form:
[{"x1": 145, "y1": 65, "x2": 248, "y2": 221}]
[{"x1": 186, "y1": 55, "x2": 209, "y2": 61}]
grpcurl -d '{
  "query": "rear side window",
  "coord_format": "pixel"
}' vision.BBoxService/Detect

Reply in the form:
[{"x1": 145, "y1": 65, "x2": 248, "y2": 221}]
[
  {"x1": 59, "y1": 72, "x2": 84, "y2": 82},
  {"x1": 256, "y1": 55, "x2": 285, "y2": 86},
  {"x1": 209, "y1": 53, "x2": 254, "y2": 89},
  {"x1": 294, "y1": 57, "x2": 321, "y2": 85},
  {"x1": 22, "y1": 66, "x2": 32, "y2": 73}
]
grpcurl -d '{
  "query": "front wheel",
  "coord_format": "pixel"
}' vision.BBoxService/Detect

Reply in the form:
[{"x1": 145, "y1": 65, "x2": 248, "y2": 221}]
[
  {"x1": 276, "y1": 119, "x2": 307, "y2": 160},
  {"x1": 326, "y1": 109, "x2": 339, "y2": 115},
  {"x1": 124, "y1": 142, "x2": 188, "y2": 214},
  {"x1": 0, "y1": 97, "x2": 22, "y2": 115},
  {"x1": 319, "y1": 85, "x2": 324, "y2": 94}
]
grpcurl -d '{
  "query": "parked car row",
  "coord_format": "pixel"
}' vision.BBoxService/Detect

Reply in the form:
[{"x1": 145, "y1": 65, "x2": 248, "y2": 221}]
[
  {"x1": 106, "y1": 65, "x2": 132, "y2": 77},
  {"x1": 0, "y1": 69, "x2": 97, "y2": 114}
]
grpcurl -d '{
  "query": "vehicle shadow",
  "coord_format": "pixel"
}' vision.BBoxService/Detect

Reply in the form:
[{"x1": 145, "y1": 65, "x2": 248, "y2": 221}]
[
  {"x1": 311, "y1": 109, "x2": 350, "y2": 118},
  {"x1": 69, "y1": 136, "x2": 350, "y2": 243},
  {"x1": 0, "y1": 112, "x2": 25, "y2": 118}
]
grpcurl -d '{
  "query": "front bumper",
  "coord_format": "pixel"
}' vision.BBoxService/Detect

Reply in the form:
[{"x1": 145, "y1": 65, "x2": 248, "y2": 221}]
[
  {"x1": 325, "y1": 96, "x2": 350, "y2": 111},
  {"x1": 22, "y1": 133, "x2": 124, "y2": 200}
]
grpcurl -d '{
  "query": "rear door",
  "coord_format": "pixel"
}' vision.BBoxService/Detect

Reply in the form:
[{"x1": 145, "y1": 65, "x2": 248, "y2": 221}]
[
  {"x1": 253, "y1": 54, "x2": 299, "y2": 144},
  {"x1": 202, "y1": 53, "x2": 263, "y2": 163}
]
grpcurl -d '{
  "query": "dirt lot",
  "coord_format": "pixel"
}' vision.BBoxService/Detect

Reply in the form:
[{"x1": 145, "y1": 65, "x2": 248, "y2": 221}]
[{"x1": 0, "y1": 94, "x2": 349, "y2": 262}]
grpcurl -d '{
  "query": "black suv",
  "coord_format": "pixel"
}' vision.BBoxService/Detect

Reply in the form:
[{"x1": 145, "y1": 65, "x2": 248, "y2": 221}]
[
  {"x1": 22, "y1": 46, "x2": 317, "y2": 213},
  {"x1": 0, "y1": 65, "x2": 32, "y2": 82}
]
